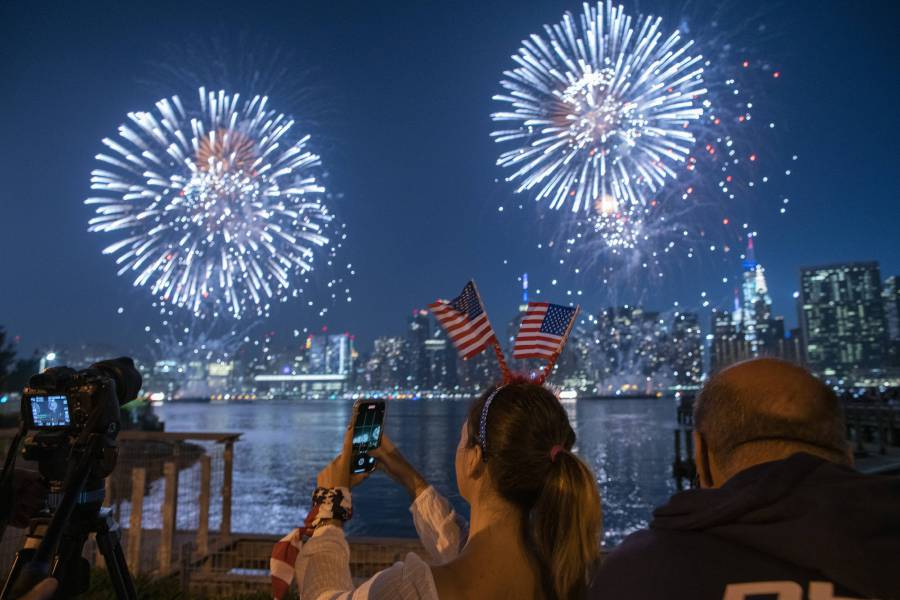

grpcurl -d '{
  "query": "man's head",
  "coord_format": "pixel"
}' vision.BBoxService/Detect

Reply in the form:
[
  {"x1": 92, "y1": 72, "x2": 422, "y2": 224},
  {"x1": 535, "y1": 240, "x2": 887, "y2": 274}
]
[{"x1": 692, "y1": 358, "x2": 851, "y2": 488}]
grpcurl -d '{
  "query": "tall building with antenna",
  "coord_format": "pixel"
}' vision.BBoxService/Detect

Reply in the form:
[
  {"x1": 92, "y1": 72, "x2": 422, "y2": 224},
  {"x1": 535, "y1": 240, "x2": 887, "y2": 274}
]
[
  {"x1": 711, "y1": 237, "x2": 794, "y2": 374},
  {"x1": 521, "y1": 272, "x2": 529, "y2": 306},
  {"x1": 734, "y1": 237, "x2": 777, "y2": 353},
  {"x1": 507, "y1": 273, "x2": 531, "y2": 356}
]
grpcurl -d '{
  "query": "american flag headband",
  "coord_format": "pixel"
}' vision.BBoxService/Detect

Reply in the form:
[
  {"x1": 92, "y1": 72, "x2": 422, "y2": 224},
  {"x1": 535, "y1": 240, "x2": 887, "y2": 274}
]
[{"x1": 478, "y1": 385, "x2": 506, "y2": 461}]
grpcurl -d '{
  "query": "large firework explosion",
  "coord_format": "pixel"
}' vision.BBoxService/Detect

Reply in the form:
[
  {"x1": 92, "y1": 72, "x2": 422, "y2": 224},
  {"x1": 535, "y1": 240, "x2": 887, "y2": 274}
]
[
  {"x1": 87, "y1": 88, "x2": 334, "y2": 320},
  {"x1": 492, "y1": 0, "x2": 708, "y2": 249},
  {"x1": 492, "y1": 1, "x2": 795, "y2": 318}
]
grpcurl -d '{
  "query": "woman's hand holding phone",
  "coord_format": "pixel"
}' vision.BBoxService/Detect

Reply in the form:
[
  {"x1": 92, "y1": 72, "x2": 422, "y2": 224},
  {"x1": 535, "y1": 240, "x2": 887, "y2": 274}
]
[
  {"x1": 316, "y1": 407, "x2": 370, "y2": 491},
  {"x1": 369, "y1": 434, "x2": 429, "y2": 500}
]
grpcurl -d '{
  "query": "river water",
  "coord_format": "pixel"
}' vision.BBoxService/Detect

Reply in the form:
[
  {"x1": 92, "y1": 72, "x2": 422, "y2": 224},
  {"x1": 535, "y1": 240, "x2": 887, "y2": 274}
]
[{"x1": 157, "y1": 397, "x2": 678, "y2": 546}]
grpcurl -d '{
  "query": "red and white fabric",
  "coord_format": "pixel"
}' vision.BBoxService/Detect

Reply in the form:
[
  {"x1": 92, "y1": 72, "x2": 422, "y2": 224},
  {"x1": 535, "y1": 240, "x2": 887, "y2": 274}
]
[{"x1": 270, "y1": 486, "x2": 464, "y2": 600}]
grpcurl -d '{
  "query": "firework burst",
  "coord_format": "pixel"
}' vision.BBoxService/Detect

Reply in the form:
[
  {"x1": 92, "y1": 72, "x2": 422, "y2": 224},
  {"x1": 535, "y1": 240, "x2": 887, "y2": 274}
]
[
  {"x1": 492, "y1": 1, "x2": 708, "y2": 247},
  {"x1": 87, "y1": 88, "x2": 333, "y2": 320}
]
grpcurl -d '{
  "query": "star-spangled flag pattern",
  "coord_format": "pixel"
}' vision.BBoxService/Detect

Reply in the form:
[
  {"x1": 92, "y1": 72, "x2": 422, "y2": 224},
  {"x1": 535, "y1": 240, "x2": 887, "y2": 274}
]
[
  {"x1": 429, "y1": 281, "x2": 497, "y2": 360},
  {"x1": 513, "y1": 302, "x2": 579, "y2": 359}
]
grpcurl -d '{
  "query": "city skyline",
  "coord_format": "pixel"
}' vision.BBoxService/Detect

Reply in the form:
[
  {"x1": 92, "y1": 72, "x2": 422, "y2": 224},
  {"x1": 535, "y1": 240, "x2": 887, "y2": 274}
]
[
  {"x1": 1, "y1": 0, "x2": 899, "y2": 356},
  {"x1": 12, "y1": 254, "x2": 896, "y2": 402},
  {"x1": 5, "y1": 250, "x2": 896, "y2": 358}
]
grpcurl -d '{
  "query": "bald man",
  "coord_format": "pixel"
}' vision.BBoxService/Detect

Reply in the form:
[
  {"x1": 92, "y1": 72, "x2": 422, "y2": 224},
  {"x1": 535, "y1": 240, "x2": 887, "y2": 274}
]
[{"x1": 588, "y1": 358, "x2": 900, "y2": 600}]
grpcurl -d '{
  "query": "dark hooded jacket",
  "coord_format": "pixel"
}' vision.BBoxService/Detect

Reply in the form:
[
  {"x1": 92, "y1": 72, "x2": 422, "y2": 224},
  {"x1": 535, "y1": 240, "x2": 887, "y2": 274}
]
[{"x1": 589, "y1": 453, "x2": 900, "y2": 599}]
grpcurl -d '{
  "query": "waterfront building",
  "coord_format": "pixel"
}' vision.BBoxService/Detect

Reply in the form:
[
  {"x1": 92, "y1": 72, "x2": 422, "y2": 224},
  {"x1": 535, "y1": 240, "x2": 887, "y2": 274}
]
[
  {"x1": 799, "y1": 261, "x2": 889, "y2": 378},
  {"x1": 365, "y1": 336, "x2": 408, "y2": 389},
  {"x1": 555, "y1": 322, "x2": 595, "y2": 392},
  {"x1": 176, "y1": 359, "x2": 209, "y2": 399},
  {"x1": 593, "y1": 306, "x2": 670, "y2": 393},
  {"x1": 709, "y1": 308, "x2": 753, "y2": 374},
  {"x1": 884, "y1": 276, "x2": 900, "y2": 368},
  {"x1": 149, "y1": 359, "x2": 181, "y2": 399},
  {"x1": 307, "y1": 332, "x2": 354, "y2": 375},
  {"x1": 711, "y1": 239, "x2": 801, "y2": 373},
  {"x1": 349, "y1": 348, "x2": 370, "y2": 388},
  {"x1": 733, "y1": 238, "x2": 788, "y2": 354},
  {"x1": 670, "y1": 311, "x2": 702, "y2": 385},
  {"x1": 778, "y1": 327, "x2": 805, "y2": 366},
  {"x1": 885, "y1": 276, "x2": 900, "y2": 341},
  {"x1": 734, "y1": 238, "x2": 775, "y2": 352},
  {"x1": 456, "y1": 349, "x2": 497, "y2": 391},
  {"x1": 207, "y1": 360, "x2": 235, "y2": 396},
  {"x1": 249, "y1": 333, "x2": 354, "y2": 398},
  {"x1": 424, "y1": 325, "x2": 458, "y2": 389},
  {"x1": 406, "y1": 310, "x2": 431, "y2": 388}
]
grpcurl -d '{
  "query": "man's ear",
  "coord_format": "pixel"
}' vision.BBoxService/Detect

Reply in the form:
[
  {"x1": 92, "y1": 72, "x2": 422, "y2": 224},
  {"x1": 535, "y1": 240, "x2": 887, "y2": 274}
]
[{"x1": 693, "y1": 431, "x2": 714, "y2": 488}]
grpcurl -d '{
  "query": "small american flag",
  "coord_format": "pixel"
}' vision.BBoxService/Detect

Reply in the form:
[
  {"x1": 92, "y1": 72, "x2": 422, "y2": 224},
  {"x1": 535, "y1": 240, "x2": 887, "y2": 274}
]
[
  {"x1": 429, "y1": 281, "x2": 497, "y2": 360},
  {"x1": 513, "y1": 302, "x2": 580, "y2": 359}
]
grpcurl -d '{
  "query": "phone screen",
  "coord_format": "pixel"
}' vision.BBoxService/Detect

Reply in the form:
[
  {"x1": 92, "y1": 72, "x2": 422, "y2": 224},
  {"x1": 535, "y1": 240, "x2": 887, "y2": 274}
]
[
  {"x1": 351, "y1": 401, "x2": 385, "y2": 474},
  {"x1": 29, "y1": 395, "x2": 71, "y2": 428}
]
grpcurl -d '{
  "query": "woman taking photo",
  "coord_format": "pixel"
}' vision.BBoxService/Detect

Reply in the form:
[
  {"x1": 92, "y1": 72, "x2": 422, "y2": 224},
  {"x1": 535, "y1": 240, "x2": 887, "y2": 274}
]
[{"x1": 292, "y1": 379, "x2": 602, "y2": 600}]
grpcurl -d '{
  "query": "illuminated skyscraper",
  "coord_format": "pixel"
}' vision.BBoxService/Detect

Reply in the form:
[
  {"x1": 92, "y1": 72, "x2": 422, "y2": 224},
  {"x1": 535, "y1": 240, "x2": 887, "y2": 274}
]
[
  {"x1": 424, "y1": 321, "x2": 458, "y2": 389},
  {"x1": 593, "y1": 306, "x2": 669, "y2": 391},
  {"x1": 710, "y1": 308, "x2": 752, "y2": 374},
  {"x1": 308, "y1": 333, "x2": 354, "y2": 375},
  {"x1": 670, "y1": 312, "x2": 702, "y2": 385},
  {"x1": 884, "y1": 275, "x2": 900, "y2": 367},
  {"x1": 884, "y1": 276, "x2": 900, "y2": 341},
  {"x1": 457, "y1": 350, "x2": 497, "y2": 391},
  {"x1": 734, "y1": 237, "x2": 776, "y2": 353},
  {"x1": 506, "y1": 273, "x2": 532, "y2": 371},
  {"x1": 366, "y1": 337, "x2": 408, "y2": 389},
  {"x1": 800, "y1": 262, "x2": 888, "y2": 378},
  {"x1": 711, "y1": 238, "x2": 788, "y2": 373},
  {"x1": 407, "y1": 310, "x2": 431, "y2": 388}
]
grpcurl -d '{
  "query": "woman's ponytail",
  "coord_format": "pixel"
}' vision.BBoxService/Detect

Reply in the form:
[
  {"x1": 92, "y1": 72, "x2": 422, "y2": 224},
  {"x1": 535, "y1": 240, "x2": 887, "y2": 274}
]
[
  {"x1": 530, "y1": 450, "x2": 602, "y2": 600},
  {"x1": 467, "y1": 381, "x2": 602, "y2": 600}
]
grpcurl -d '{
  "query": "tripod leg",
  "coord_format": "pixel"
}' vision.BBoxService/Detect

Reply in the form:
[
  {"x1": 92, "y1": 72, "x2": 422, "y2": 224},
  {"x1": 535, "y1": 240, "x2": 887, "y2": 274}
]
[
  {"x1": 1, "y1": 551, "x2": 30, "y2": 600},
  {"x1": 1, "y1": 519, "x2": 48, "y2": 600},
  {"x1": 94, "y1": 510, "x2": 137, "y2": 600}
]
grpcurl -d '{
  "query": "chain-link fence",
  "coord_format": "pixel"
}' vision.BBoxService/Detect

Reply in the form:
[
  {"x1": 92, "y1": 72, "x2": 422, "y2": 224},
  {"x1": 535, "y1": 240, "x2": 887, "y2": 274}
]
[{"x1": 181, "y1": 534, "x2": 425, "y2": 597}]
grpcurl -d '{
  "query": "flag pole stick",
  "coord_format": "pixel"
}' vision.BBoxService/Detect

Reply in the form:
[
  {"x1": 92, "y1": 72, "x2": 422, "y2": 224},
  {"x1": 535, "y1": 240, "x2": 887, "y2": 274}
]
[
  {"x1": 536, "y1": 353, "x2": 556, "y2": 385},
  {"x1": 468, "y1": 279, "x2": 510, "y2": 382},
  {"x1": 491, "y1": 337, "x2": 512, "y2": 383},
  {"x1": 537, "y1": 305, "x2": 580, "y2": 385}
]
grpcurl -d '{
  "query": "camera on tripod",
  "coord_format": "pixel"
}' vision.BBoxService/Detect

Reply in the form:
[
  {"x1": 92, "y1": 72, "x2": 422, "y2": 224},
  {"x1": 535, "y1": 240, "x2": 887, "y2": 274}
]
[
  {"x1": 0, "y1": 358, "x2": 142, "y2": 600},
  {"x1": 21, "y1": 359, "x2": 139, "y2": 485}
]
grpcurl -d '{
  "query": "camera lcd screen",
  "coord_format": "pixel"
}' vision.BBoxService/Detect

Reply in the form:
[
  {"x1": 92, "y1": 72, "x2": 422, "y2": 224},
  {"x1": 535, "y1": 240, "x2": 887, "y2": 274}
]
[
  {"x1": 351, "y1": 401, "x2": 385, "y2": 474},
  {"x1": 29, "y1": 395, "x2": 71, "y2": 428}
]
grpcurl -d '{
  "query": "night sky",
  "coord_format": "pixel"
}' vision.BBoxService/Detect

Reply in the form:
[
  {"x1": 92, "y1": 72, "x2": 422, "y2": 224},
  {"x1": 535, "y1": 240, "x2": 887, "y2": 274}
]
[{"x1": 1, "y1": 0, "x2": 898, "y2": 355}]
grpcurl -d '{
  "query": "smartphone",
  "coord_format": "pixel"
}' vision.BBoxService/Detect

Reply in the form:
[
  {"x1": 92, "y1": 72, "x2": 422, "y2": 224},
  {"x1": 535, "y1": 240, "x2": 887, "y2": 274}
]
[
  {"x1": 351, "y1": 400, "x2": 385, "y2": 474},
  {"x1": 27, "y1": 394, "x2": 71, "y2": 429}
]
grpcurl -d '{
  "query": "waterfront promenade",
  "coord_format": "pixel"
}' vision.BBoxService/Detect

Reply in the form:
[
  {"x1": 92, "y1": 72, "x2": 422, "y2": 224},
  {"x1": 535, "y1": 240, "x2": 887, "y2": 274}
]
[{"x1": 0, "y1": 397, "x2": 897, "y2": 596}]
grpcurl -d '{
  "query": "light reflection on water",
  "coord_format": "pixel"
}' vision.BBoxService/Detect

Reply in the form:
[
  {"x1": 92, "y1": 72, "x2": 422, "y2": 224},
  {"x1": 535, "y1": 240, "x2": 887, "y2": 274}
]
[{"x1": 157, "y1": 397, "x2": 677, "y2": 545}]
